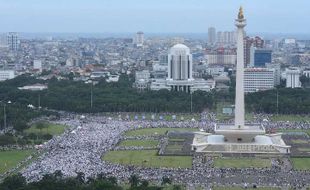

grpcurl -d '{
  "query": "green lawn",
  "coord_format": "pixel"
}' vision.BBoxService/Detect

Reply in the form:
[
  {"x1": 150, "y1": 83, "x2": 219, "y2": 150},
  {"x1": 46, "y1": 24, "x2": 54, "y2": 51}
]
[
  {"x1": 103, "y1": 150, "x2": 192, "y2": 168},
  {"x1": 118, "y1": 140, "x2": 158, "y2": 147},
  {"x1": 124, "y1": 128, "x2": 198, "y2": 137},
  {"x1": 278, "y1": 129, "x2": 310, "y2": 136},
  {"x1": 291, "y1": 139, "x2": 309, "y2": 144},
  {"x1": 214, "y1": 158, "x2": 271, "y2": 168},
  {"x1": 25, "y1": 123, "x2": 68, "y2": 136},
  {"x1": 216, "y1": 102, "x2": 254, "y2": 121},
  {"x1": 213, "y1": 187, "x2": 280, "y2": 190},
  {"x1": 165, "y1": 144, "x2": 183, "y2": 151},
  {"x1": 271, "y1": 115, "x2": 310, "y2": 122},
  {"x1": 291, "y1": 158, "x2": 310, "y2": 170},
  {"x1": 0, "y1": 150, "x2": 34, "y2": 174},
  {"x1": 298, "y1": 148, "x2": 310, "y2": 152}
]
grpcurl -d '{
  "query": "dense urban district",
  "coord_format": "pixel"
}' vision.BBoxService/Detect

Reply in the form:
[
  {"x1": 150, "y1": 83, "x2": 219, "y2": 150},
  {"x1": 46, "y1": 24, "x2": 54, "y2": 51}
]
[{"x1": 1, "y1": 21, "x2": 310, "y2": 190}]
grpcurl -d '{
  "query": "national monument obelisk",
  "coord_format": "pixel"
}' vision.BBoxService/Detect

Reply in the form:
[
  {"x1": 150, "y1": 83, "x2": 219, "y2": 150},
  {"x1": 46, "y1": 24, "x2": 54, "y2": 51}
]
[{"x1": 235, "y1": 7, "x2": 246, "y2": 128}]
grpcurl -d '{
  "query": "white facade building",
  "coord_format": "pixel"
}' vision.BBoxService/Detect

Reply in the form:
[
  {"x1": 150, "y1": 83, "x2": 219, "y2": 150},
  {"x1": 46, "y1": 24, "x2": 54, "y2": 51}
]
[
  {"x1": 33, "y1": 60, "x2": 42, "y2": 72},
  {"x1": 266, "y1": 63, "x2": 281, "y2": 86},
  {"x1": 244, "y1": 68, "x2": 275, "y2": 93},
  {"x1": 208, "y1": 27, "x2": 216, "y2": 45},
  {"x1": 151, "y1": 44, "x2": 214, "y2": 93},
  {"x1": 206, "y1": 54, "x2": 236, "y2": 66},
  {"x1": 7, "y1": 32, "x2": 19, "y2": 51},
  {"x1": 206, "y1": 66, "x2": 225, "y2": 76},
  {"x1": 135, "y1": 31, "x2": 144, "y2": 47},
  {"x1": 286, "y1": 68, "x2": 301, "y2": 88},
  {"x1": 0, "y1": 70, "x2": 15, "y2": 81},
  {"x1": 168, "y1": 44, "x2": 193, "y2": 81},
  {"x1": 134, "y1": 70, "x2": 151, "y2": 90},
  {"x1": 303, "y1": 69, "x2": 310, "y2": 78}
]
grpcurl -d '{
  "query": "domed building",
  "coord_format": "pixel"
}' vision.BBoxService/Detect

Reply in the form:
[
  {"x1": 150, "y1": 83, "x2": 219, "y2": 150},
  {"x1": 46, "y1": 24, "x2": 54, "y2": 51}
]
[
  {"x1": 168, "y1": 44, "x2": 193, "y2": 81},
  {"x1": 150, "y1": 44, "x2": 215, "y2": 93}
]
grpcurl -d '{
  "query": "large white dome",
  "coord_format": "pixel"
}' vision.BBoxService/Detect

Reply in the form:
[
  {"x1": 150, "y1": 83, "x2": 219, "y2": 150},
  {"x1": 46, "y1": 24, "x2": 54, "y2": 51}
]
[{"x1": 170, "y1": 43, "x2": 190, "y2": 54}]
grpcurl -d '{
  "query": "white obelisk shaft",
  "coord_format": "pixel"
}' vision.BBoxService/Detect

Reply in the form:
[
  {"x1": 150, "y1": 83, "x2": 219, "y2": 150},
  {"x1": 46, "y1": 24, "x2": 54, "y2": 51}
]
[{"x1": 235, "y1": 12, "x2": 246, "y2": 128}]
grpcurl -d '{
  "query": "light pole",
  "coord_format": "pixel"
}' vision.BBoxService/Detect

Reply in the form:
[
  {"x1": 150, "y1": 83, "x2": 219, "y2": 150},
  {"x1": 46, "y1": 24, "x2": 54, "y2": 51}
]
[
  {"x1": 276, "y1": 89, "x2": 279, "y2": 115},
  {"x1": 86, "y1": 80, "x2": 94, "y2": 109},
  {"x1": 2, "y1": 100, "x2": 11, "y2": 129},
  {"x1": 38, "y1": 93, "x2": 41, "y2": 109},
  {"x1": 3, "y1": 103, "x2": 6, "y2": 129},
  {"x1": 90, "y1": 81, "x2": 93, "y2": 109},
  {"x1": 190, "y1": 91, "x2": 193, "y2": 113}
]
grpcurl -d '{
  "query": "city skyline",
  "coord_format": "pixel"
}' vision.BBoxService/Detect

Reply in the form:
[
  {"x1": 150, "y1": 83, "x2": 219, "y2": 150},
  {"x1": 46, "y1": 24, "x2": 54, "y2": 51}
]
[{"x1": 0, "y1": 0, "x2": 310, "y2": 34}]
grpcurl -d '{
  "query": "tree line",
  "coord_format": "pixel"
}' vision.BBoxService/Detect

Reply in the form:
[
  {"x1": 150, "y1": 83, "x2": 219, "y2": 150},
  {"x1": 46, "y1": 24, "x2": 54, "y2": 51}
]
[
  {"x1": 0, "y1": 74, "x2": 310, "y2": 122},
  {"x1": 0, "y1": 171, "x2": 181, "y2": 190}
]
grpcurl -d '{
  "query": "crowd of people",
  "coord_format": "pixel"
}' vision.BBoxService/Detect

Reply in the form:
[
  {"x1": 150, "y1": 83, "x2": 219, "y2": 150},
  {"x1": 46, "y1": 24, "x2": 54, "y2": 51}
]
[{"x1": 20, "y1": 112, "x2": 310, "y2": 189}]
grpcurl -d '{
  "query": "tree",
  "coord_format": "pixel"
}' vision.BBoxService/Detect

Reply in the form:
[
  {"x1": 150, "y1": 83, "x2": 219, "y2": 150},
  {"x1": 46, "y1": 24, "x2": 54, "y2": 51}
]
[
  {"x1": 161, "y1": 176, "x2": 172, "y2": 185},
  {"x1": 0, "y1": 173, "x2": 26, "y2": 190},
  {"x1": 36, "y1": 122, "x2": 47, "y2": 134},
  {"x1": 75, "y1": 172, "x2": 85, "y2": 184},
  {"x1": 129, "y1": 174, "x2": 140, "y2": 188},
  {"x1": 140, "y1": 179, "x2": 149, "y2": 188}
]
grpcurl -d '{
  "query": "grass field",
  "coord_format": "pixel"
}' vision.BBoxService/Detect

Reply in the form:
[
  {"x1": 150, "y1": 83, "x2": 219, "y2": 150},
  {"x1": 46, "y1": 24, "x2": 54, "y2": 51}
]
[
  {"x1": 216, "y1": 102, "x2": 254, "y2": 121},
  {"x1": 270, "y1": 115, "x2": 310, "y2": 122},
  {"x1": 124, "y1": 128, "x2": 198, "y2": 137},
  {"x1": 103, "y1": 150, "x2": 192, "y2": 168},
  {"x1": 165, "y1": 144, "x2": 183, "y2": 151},
  {"x1": 25, "y1": 123, "x2": 68, "y2": 136},
  {"x1": 0, "y1": 150, "x2": 34, "y2": 174},
  {"x1": 291, "y1": 158, "x2": 310, "y2": 170},
  {"x1": 298, "y1": 148, "x2": 310, "y2": 152},
  {"x1": 118, "y1": 140, "x2": 158, "y2": 147},
  {"x1": 214, "y1": 158, "x2": 271, "y2": 168},
  {"x1": 213, "y1": 187, "x2": 280, "y2": 190},
  {"x1": 291, "y1": 139, "x2": 309, "y2": 144},
  {"x1": 278, "y1": 129, "x2": 310, "y2": 136}
]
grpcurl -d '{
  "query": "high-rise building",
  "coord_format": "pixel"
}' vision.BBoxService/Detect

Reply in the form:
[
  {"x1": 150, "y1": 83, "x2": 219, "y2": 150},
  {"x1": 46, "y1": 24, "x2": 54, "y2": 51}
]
[
  {"x1": 205, "y1": 48, "x2": 236, "y2": 66},
  {"x1": 168, "y1": 44, "x2": 193, "y2": 81},
  {"x1": 7, "y1": 32, "x2": 19, "y2": 51},
  {"x1": 266, "y1": 63, "x2": 281, "y2": 86},
  {"x1": 135, "y1": 31, "x2": 144, "y2": 47},
  {"x1": 250, "y1": 49, "x2": 272, "y2": 67},
  {"x1": 244, "y1": 36, "x2": 264, "y2": 66},
  {"x1": 151, "y1": 44, "x2": 214, "y2": 93},
  {"x1": 244, "y1": 68, "x2": 275, "y2": 93},
  {"x1": 286, "y1": 68, "x2": 301, "y2": 88},
  {"x1": 216, "y1": 31, "x2": 236, "y2": 44},
  {"x1": 208, "y1": 27, "x2": 216, "y2": 45}
]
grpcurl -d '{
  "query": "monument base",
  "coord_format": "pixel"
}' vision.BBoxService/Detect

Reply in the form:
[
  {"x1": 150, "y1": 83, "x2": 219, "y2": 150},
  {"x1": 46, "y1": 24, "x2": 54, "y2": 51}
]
[{"x1": 192, "y1": 132, "x2": 291, "y2": 154}]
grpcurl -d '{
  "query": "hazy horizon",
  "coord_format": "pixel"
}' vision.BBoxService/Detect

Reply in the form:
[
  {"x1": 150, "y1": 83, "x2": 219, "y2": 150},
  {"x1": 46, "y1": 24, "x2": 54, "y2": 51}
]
[{"x1": 0, "y1": 0, "x2": 309, "y2": 34}]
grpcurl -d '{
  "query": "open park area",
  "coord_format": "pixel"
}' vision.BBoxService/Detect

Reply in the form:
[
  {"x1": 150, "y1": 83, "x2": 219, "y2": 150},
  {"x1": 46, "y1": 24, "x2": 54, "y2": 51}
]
[
  {"x1": 213, "y1": 157, "x2": 271, "y2": 168},
  {"x1": 0, "y1": 114, "x2": 309, "y2": 189},
  {"x1": 0, "y1": 150, "x2": 34, "y2": 175},
  {"x1": 103, "y1": 150, "x2": 192, "y2": 168}
]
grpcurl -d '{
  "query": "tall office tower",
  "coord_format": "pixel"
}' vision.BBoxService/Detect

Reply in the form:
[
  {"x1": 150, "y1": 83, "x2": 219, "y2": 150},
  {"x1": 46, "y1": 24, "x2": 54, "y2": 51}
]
[
  {"x1": 135, "y1": 31, "x2": 144, "y2": 47},
  {"x1": 208, "y1": 27, "x2": 216, "y2": 45},
  {"x1": 266, "y1": 63, "x2": 281, "y2": 86},
  {"x1": 250, "y1": 49, "x2": 272, "y2": 67},
  {"x1": 217, "y1": 31, "x2": 223, "y2": 43},
  {"x1": 286, "y1": 68, "x2": 301, "y2": 88},
  {"x1": 168, "y1": 44, "x2": 193, "y2": 80},
  {"x1": 244, "y1": 36, "x2": 265, "y2": 67},
  {"x1": 235, "y1": 7, "x2": 246, "y2": 128},
  {"x1": 7, "y1": 32, "x2": 19, "y2": 51}
]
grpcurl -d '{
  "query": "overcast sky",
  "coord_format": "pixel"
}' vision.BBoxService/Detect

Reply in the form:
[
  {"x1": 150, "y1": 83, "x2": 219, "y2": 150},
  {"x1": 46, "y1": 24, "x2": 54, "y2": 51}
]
[{"x1": 0, "y1": 0, "x2": 309, "y2": 33}]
